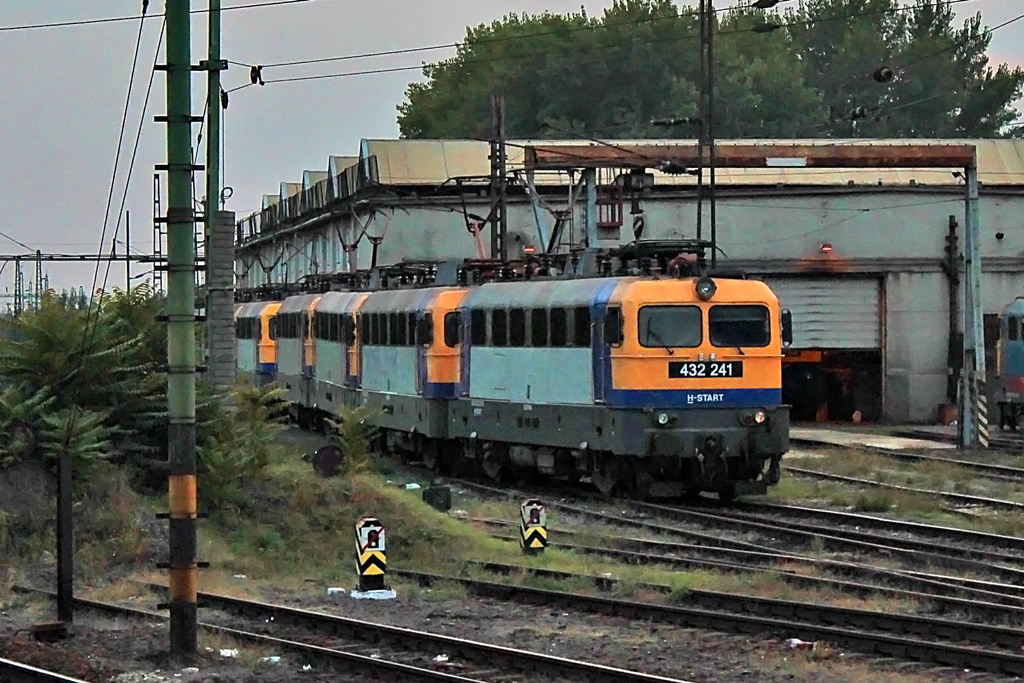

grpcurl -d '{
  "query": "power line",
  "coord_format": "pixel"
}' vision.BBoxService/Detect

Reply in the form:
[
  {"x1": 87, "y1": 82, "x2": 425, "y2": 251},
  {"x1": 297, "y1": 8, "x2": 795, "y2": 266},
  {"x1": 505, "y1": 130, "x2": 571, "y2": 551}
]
[
  {"x1": 229, "y1": 0, "x2": 766, "y2": 70},
  {"x1": 229, "y1": 0, "x2": 983, "y2": 83},
  {"x1": 0, "y1": 0, "x2": 316, "y2": 33}
]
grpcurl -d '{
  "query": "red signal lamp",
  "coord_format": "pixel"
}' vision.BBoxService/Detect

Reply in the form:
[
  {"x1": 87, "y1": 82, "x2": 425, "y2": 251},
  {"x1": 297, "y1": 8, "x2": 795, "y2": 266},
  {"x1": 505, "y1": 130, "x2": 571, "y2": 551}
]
[
  {"x1": 523, "y1": 246, "x2": 536, "y2": 253},
  {"x1": 820, "y1": 243, "x2": 833, "y2": 253}
]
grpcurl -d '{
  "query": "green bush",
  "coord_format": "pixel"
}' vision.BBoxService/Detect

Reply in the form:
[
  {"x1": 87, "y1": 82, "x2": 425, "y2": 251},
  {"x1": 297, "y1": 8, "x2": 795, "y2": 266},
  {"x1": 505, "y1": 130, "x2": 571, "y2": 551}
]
[
  {"x1": 325, "y1": 405, "x2": 382, "y2": 477},
  {"x1": 197, "y1": 382, "x2": 289, "y2": 511}
]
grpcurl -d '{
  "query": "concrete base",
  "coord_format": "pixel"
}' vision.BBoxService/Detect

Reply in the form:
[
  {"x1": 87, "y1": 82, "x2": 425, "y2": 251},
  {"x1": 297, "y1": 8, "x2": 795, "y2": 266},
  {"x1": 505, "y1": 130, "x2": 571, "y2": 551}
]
[{"x1": 350, "y1": 589, "x2": 397, "y2": 600}]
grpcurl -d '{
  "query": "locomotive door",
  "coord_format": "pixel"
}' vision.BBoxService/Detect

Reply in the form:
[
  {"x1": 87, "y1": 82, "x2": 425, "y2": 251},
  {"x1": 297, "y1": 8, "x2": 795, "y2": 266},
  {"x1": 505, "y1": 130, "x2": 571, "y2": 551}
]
[{"x1": 592, "y1": 281, "x2": 622, "y2": 404}]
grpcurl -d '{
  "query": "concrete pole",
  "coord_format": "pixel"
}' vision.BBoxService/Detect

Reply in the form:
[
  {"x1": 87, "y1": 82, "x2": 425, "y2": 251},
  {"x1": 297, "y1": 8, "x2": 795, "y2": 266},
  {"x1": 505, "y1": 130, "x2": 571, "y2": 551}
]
[
  {"x1": 966, "y1": 159, "x2": 988, "y2": 447},
  {"x1": 164, "y1": 0, "x2": 199, "y2": 659},
  {"x1": 960, "y1": 157, "x2": 986, "y2": 448},
  {"x1": 204, "y1": 0, "x2": 233, "y2": 392}
]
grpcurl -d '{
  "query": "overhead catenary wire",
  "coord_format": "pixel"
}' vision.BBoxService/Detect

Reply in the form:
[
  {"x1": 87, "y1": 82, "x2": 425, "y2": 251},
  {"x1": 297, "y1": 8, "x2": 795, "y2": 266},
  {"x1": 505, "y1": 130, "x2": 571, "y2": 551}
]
[
  {"x1": 56, "y1": 3, "x2": 153, "y2": 526},
  {"x1": 226, "y1": 0, "x2": 984, "y2": 87},
  {"x1": 0, "y1": 0, "x2": 317, "y2": 32}
]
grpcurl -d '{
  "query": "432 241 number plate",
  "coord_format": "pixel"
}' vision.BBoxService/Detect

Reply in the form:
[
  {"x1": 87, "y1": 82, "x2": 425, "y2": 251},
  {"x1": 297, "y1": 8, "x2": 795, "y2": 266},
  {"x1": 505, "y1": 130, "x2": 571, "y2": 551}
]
[{"x1": 668, "y1": 361, "x2": 744, "y2": 378}]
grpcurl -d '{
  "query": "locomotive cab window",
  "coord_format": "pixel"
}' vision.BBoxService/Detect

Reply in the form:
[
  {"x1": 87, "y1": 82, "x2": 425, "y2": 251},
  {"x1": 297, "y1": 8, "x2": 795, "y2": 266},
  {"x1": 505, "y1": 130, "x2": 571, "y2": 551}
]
[
  {"x1": 709, "y1": 305, "x2": 771, "y2": 348},
  {"x1": 638, "y1": 305, "x2": 701, "y2": 348}
]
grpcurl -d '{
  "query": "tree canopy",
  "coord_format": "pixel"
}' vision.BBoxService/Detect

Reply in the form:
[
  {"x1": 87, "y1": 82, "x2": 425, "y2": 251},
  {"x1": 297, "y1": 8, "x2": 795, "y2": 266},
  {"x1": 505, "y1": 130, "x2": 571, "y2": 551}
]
[{"x1": 396, "y1": 0, "x2": 1024, "y2": 140}]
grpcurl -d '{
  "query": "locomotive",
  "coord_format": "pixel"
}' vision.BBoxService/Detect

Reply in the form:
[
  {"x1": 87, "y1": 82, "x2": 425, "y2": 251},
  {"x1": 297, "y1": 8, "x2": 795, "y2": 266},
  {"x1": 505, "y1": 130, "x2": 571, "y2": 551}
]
[
  {"x1": 995, "y1": 296, "x2": 1024, "y2": 430},
  {"x1": 234, "y1": 241, "x2": 792, "y2": 500}
]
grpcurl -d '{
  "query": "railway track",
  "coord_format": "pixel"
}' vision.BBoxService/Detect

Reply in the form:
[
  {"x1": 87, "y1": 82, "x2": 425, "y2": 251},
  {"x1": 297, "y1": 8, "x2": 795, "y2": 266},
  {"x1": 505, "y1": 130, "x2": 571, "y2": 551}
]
[
  {"x1": 391, "y1": 566, "x2": 1024, "y2": 676},
  {"x1": 791, "y1": 435, "x2": 1024, "y2": 482},
  {"x1": 0, "y1": 658, "x2": 90, "y2": 683},
  {"x1": 783, "y1": 465, "x2": 1024, "y2": 511},
  {"x1": 17, "y1": 585, "x2": 687, "y2": 683},
  {"x1": 452, "y1": 559, "x2": 1024, "y2": 647},
  {"x1": 479, "y1": 519, "x2": 1024, "y2": 616},
  {"x1": 451, "y1": 477, "x2": 1024, "y2": 584}
]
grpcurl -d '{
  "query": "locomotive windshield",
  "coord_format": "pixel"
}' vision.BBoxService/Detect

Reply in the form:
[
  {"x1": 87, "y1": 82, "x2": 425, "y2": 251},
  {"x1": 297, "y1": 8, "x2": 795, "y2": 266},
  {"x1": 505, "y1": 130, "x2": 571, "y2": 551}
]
[
  {"x1": 709, "y1": 305, "x2": 771, "y2": 348},
  {"x1": 638, "y1": 305, "x2": 702, "y2": 348}
]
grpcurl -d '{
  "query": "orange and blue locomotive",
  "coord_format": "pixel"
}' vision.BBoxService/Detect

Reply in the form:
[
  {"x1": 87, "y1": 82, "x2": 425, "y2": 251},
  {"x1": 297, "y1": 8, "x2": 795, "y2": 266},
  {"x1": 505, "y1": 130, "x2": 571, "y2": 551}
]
[
  {"x1": 995, "y1": 296, "x2": 1024, "y2": 430},
  {"x1": 236, "y1": 241, "x2": 792, "y2": 500}
]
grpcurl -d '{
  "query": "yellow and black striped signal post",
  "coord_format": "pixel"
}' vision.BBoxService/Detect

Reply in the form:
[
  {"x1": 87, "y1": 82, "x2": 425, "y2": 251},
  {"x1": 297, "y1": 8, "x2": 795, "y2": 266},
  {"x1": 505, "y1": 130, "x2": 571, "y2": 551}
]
[
  {"x1": 519, "y1": 499, "x2": 547, "y2": 555},
  {"x1": 355, "y1": 516, "x2": 387, "y2": 592}
]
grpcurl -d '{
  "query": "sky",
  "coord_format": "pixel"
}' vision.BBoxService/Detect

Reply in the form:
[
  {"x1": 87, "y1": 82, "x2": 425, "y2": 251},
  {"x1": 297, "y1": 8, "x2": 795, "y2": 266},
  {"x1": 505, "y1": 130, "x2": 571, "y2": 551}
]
[{"x1": 0, "y1": 0, "x2": 1021, "y2": 295}]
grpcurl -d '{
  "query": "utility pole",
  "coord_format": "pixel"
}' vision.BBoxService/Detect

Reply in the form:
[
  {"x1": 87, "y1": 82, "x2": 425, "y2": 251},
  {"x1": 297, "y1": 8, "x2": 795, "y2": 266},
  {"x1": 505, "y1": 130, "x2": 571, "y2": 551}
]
[
  {"x1": 488, "y1": 93, "x2": 508, "y2": 261},
  {"x1": 161, "y1": 0, "x2": 199, "y2": 660},
  {"x1": 35, "y1": 250, "x2": 43, "y2": 308},
  {"x1": 126, "y1": 211, "x2": 131, "y2": 293},
  {"x1": 13, "y1": 257, "x2": 23, "y2": 316},
  {"x1": 204, "y1": 0, "x2": 235, "y2": 392},
  {"x1": 697, "y1": 0, "x2": 718, "y2": 267}
]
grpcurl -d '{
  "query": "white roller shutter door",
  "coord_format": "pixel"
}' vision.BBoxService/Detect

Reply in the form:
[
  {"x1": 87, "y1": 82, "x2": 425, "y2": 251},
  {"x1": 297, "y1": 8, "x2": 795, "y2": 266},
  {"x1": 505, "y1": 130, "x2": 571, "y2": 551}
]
[{"x1": 760, "y1": 277, "x2": 882, "y2": 349}]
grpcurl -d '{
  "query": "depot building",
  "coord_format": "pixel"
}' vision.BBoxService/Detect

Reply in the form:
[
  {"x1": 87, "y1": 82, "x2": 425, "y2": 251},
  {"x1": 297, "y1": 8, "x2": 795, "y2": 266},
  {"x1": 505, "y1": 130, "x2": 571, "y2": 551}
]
[{"x1": 233, "y1": 138, "x2": 1024, "y2": 424}]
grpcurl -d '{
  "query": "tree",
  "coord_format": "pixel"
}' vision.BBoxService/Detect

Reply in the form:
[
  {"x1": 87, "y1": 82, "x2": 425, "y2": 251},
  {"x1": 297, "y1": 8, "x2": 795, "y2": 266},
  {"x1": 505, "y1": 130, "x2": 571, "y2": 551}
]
[{"x1": 396, "y1": 0, "x2": 1023, "y2": 140}]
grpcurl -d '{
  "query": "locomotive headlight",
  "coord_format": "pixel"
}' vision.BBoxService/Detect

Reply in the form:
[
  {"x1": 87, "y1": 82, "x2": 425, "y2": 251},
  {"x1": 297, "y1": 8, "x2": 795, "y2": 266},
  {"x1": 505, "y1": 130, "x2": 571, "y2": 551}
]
[
  {"x1": 657, "y1": 412, "x2": 670, "y2": 426},
  {"x1": 753, "y1": 410, "x2": 767, "y2": 425},
  {"x1": 695, "y1": 276, "x2": 717, "y2": 301}
]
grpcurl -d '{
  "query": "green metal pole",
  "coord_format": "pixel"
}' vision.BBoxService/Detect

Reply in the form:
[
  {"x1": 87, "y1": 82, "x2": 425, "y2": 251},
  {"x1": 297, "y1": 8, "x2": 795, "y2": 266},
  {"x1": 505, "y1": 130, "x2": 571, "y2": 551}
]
[
  {"x1": 205, "y1": 0, "x2": 222, "y2": 242},
  {"x1": 164, "y1": 0, "x2": 198, "y2": 660},
  {"x1": 204, "y1": 0, "x2": 222, "y2": 377}
]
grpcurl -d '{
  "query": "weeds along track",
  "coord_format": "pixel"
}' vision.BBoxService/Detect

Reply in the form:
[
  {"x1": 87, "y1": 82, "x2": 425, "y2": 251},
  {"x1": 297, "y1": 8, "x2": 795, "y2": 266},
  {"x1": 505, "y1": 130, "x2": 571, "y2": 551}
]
[
  {"x1": 790, "y1": 435, "x2": 1024, "y2": 483},
  {"x1": 478, "y1": 517, "x2": 1024, "y2": 619},
  {"x1": 391, "y1": 565, "x2": 1024, "y2": 676},
  {"x1": 451, "y1": 478, "x2": 1024, "y2": 584},
  {"x1": 0, "y1": 657, "x2": 90, "y2": 683},
  {"x1": 784, "y1": 465, "x2": 1024, "y2": 511},
  {"x1": 17, "y1": 585, "x2": 687, "y2": 683}
]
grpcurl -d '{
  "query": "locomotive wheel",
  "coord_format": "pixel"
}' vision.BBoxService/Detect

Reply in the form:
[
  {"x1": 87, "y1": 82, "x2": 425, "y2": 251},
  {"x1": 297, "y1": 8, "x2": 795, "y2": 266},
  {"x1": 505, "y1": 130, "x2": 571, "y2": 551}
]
[
  {"x1": 717, "y1": 485, "x2": 737, "y2": 504},
  {"x1": 481, "y1": 449, "x2": 509, "y2": 482},
  {"x1": 682, "y1": 488, "x2": 702, "y2": 504},
  {"x1": 422, "y1": 441, "x2": 440, "y2": 471}
]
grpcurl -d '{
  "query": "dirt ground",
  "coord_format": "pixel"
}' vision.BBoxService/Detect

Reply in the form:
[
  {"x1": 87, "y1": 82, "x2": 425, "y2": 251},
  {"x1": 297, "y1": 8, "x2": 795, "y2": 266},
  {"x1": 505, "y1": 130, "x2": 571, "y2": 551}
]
[{"x1": 2, "y1": 579, "x2": 1018, "y2": 683}]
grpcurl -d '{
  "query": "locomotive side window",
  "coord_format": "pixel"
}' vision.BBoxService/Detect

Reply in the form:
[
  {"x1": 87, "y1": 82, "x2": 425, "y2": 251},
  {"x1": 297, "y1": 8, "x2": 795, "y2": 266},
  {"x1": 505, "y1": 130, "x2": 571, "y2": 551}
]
[
  {"x1": 530, "y1": 309, "x2": 548, "y2": 347},
  {"x1": 493, "y1": 309, "x2": 508, "y2": 347},
  {"x1": 389, "y1": 313, "x2": 399, "y2": 346},
  {"x1": 1010, "y1": 317, "x2": 1021, "y2": 341},
  {"x1": 509, "y1": 308, "x2": 526, "y2": 347},
  {"x1": 638, "y1": 306, "x2": 701, "y2": 348},
  {"x1": 471, "y1": 310, "x2": 486, "y2": 345},
  {"x1": 396, "y1": 312, "x2": 408, "y2": 346},
  {"x1": 572, "y1": 306, "x2": 590, "y2": 347},
  {"x1": 550, "y1": 308, "x2": 568, "y2": 347},
  {"x1": 344, "y1": 315, "x2": 356, "y2": 345},
  {"x1": 709, "y1": 305, "x2": 770, "y2": 348},
  {"x1": 444, "y1": 312, "x2": 461, "y2": 347}
]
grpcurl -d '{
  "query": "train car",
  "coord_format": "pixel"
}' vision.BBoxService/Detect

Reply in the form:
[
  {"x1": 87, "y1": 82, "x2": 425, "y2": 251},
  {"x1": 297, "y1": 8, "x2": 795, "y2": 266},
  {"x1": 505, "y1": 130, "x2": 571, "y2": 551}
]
[
  {"x1": 995, "y1": 296, "x2": 1024, "y2": 429},
  {"x1": 234, "y1": 300, "x2": 282, "y2": 387},
  {"x1": 447, "y1": 274, "x2": 789, "y2": 500},
  {"x1": 311, "y1": 291, "x2": 369, "y2": 416},
  {"x1": 356, "y1": 286, "x2": 467, "y2": 459},
  {"x1": 255, "y1": 242, "x2": 791, "y2": 501},
  {"x1": 274, "y1": 294, "x2": 320, "y2": 422}
]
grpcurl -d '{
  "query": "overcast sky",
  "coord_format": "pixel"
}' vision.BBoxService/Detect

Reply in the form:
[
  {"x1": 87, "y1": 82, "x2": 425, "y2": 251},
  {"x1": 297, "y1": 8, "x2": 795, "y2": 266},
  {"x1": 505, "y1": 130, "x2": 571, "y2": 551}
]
[{"x1": 0, "y1": 0, "x2": 1021, "y2": 295}]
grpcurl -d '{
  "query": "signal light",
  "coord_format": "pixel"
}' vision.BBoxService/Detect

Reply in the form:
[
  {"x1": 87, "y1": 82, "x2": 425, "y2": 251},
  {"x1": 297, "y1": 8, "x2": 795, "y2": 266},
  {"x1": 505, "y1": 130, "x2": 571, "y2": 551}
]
[
  {"x1": 820, "y1": 243, "x2": 833, "y2": 253},
  {"x1": 523, "y1": 247, "x2": 535, "y2": 253}
]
